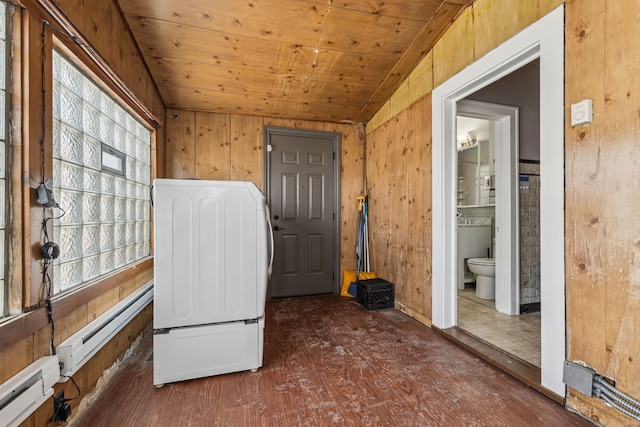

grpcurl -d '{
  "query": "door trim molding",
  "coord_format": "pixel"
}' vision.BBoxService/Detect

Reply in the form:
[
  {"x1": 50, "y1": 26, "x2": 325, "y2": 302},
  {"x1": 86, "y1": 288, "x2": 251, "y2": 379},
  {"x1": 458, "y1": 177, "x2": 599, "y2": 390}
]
[
  {"x1": 457, "y1": 100, "x2": 520, "y2": 315},
  {"x1": 263, "y1": 126, "x2": 342, "y2": 297},
  {"x1": 431, "y1": 6, "x2": 565, "y2": 396}
]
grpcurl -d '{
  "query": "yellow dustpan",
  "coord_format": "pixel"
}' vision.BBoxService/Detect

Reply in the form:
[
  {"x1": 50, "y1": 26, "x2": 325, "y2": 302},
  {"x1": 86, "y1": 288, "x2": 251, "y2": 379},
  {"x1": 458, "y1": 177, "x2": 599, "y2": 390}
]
[{"x1": 340, "y1": 270, "x2": 377, "y2": 297}]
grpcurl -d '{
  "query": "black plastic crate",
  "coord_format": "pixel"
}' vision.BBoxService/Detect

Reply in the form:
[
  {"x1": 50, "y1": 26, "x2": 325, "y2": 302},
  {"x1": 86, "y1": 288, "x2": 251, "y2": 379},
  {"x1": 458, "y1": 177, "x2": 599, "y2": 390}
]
[{"x1": 356, "y1": 278, "x2": 394, "y2": 310}]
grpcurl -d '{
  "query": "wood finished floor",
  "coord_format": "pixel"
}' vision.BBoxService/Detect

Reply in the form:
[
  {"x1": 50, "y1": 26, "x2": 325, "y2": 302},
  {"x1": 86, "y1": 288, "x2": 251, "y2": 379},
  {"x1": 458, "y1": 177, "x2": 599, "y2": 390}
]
[{"x1": 75, "y1": 295, "x2": 592, "y2": 426}]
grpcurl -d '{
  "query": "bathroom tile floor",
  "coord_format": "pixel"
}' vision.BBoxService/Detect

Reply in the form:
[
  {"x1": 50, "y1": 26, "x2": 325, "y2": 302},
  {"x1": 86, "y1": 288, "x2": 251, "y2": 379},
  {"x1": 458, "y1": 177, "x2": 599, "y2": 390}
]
[{"x1": 457, "y1": 287, "x2": 541, "y2": 367}]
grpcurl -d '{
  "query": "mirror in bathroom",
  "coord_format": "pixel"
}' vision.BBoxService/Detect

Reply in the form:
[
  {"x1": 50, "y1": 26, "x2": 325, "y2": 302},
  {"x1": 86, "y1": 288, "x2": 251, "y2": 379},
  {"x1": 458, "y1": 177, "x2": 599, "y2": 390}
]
[{"x1": 456, "y1": 116, "x2": 494, "y2": 207}]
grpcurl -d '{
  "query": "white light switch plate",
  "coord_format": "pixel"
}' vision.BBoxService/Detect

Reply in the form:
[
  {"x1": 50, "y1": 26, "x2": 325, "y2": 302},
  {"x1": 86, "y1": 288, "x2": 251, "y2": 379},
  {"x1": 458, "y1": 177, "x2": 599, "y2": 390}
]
[{"x1": 571, "y1": 99, "x2": 593, "y2": 126}]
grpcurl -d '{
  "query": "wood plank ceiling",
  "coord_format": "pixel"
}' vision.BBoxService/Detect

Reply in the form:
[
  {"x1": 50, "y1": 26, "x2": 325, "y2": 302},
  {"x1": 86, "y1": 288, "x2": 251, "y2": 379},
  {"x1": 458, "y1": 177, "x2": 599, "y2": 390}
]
[{"x1": 116, "y1": 0, "x2": 472, "y2": 123}]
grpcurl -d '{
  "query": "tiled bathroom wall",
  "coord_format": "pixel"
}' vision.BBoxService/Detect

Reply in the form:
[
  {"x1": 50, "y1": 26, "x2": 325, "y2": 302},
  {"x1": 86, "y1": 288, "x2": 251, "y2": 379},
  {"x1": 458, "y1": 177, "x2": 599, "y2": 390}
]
[{"x1": 519, "y1": 162, "x2": 541, "y2": 308}]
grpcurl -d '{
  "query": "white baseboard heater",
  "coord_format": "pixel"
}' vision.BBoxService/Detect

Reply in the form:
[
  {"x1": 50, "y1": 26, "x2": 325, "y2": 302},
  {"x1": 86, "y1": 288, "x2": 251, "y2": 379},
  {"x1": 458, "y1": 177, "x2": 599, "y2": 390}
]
[
  {"x1": 57, "y1": 281, "x2": 153, "y2": 379},
  {"x1": 0, "y1": 356, "x2": 59, "y2": 427}
]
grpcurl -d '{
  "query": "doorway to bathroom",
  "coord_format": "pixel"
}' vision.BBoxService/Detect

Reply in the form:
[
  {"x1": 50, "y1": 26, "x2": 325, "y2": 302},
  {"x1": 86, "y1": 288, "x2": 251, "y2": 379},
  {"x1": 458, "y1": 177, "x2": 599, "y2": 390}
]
[
  {"x1": 456, "y1": 100, "x2": 519, "y2": 314},
  {"x1": 455, "y1": 98, "x2": 542, "y2": 368},
  {"x1": 431, "y1": 6, "x2": 565, "y2": 397}
]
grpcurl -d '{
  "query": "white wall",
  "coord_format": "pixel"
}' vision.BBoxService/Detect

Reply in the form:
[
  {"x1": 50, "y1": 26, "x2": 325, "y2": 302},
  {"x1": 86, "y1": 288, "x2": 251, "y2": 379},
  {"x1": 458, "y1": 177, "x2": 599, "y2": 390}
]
[{"x1": 467, "y1": 60, "x2": 540, "y2": 161}]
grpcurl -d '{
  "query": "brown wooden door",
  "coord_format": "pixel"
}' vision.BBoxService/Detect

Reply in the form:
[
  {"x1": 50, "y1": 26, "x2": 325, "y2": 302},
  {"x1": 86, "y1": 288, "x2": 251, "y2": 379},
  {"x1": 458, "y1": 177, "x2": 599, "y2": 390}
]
[{"x1": 266, "y1": 128, "x2": 337, "y2": 298}]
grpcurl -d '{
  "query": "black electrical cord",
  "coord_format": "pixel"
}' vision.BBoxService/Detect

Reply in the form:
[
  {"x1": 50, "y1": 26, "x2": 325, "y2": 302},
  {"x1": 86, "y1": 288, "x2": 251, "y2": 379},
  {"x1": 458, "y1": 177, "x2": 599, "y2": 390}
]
[
  {"x1": 39, "y1": 21, "x2": 47, "y2": 187},
  {"x1": 38, "y1": 20, "x2": 57, "y2": 355},
  {"x1": 47, "y1": 375, "x2": 81, "y2": 425},
  {"x1": 37, "y1": 19, "x2": 85, "y2": 425},
  {"x1": 38, "y1": 21, "x2": 82, "y2": 187},
  {"x1": 38, "y1": 20, "x2": 66, "y2": 356},
  {"x1": 40, "y1": 205, "x2": 65, "y2": 353},
  {"x1": 64, "y1": 375, "x2": 81, "y2": 399},
  {"x1": 41, "y1": 209, "x2": 59, "y2": 355}
]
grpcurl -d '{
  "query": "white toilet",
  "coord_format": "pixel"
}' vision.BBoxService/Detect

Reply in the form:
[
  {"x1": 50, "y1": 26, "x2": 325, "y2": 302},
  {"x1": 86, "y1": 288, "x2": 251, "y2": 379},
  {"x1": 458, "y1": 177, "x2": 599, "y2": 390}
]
[{"x1": 467, "y1": 258, "x2": 495, "y2": 300}]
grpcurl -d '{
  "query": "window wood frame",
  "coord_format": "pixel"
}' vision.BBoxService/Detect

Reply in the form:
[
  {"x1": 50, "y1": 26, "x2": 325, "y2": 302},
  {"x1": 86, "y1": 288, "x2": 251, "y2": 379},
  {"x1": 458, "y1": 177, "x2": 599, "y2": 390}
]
[{"x1": 3, "y1": 1, "x2": 157, "y2": 334}]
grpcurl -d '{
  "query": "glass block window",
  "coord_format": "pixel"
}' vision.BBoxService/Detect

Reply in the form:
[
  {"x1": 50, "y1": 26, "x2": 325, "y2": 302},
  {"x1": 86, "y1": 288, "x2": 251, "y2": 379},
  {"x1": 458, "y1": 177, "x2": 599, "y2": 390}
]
[
  {"x1": 0, "y1": 1, "x2": 8, "y2": 315},
  {"x1": 52, "y1": 50, "x2": 151, "y2": 294}
]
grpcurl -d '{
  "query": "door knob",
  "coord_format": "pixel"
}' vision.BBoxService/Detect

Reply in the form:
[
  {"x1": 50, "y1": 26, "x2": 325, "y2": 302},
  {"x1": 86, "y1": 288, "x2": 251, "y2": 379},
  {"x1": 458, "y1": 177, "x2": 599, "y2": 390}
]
[{"x1": 273, "y1": 225, "x2": 285, "y2": 231}]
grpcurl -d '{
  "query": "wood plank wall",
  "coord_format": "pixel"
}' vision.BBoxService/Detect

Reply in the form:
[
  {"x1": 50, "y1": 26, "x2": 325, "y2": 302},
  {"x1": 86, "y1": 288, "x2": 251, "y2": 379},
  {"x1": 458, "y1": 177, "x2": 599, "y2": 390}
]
[
  {"x1": 6, "y1": 0, "x2": 639, "y2": 425},
  {"x1": 366, "y1": 0, "x2": 640, "y2": 425},
  {"x1": 365, "y1": 96, "x2": 433, "y2": 324},
  {"x1": 366, "y1": 0, "x2": 561, "y2": 321},
  {"x1": 165, "y1": 111, "x2": 364, "y2": 279},
  {"x1": 0, "y1": 0, "x2": 165, "y2": 425},
  {"x1": 564, "y1": 1, "x2": 640, "y2": 426}
]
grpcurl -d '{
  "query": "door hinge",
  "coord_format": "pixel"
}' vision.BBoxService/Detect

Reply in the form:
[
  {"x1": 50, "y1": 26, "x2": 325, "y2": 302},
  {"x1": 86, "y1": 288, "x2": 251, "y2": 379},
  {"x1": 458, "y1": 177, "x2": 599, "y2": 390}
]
[
  {"x1": 333, "y1": 212, "x2": 335, "y2": 220},
  {"x1": 333, "y1": 152, "x2": 336, "y2": 160},
  {"x1": 333, "y1": 273, "x2": 335, "y2": 282}
]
